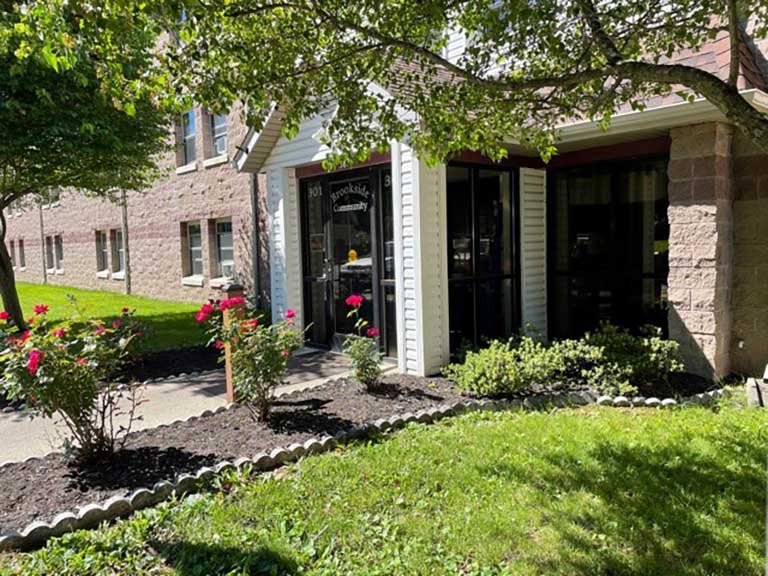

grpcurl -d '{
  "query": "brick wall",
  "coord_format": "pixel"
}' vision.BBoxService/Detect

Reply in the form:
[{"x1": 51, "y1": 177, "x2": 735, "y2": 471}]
[
  {"x1": 5, "y1": 107, "x2": 270, "y2": 307},
  {"x1": 731, "y1": 133, "x2": 768, "y2": 376},
  {"x1": 667, "y1": 123, "x2": 734, "y2": 378}
]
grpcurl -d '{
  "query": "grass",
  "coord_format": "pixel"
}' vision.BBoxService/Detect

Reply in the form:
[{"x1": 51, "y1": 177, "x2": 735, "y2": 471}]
[
  {"x1": 1, "y1": 401, "x2": 766, "y2": 575},
  {"x1": 14, "y1": 282, "x2": 205, "y2": 352}
]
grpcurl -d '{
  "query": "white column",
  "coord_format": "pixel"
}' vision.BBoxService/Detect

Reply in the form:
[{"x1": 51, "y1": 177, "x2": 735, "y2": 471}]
[{"x1": 519, "y1": 167, "x2": 548, "y2": 339}]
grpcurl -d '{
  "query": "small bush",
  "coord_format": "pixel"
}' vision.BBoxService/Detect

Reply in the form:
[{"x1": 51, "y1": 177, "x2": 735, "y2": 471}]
[
  {"x1": 442, "y1": 340, "x2": 522, "y2": 396},
  {"x1": 342, "y1": 294, "x2": 382, "y2": 391},
  {"x1": 196, "y1": 298, "x2": 304, "y2": 421},
  {"x1": 1, "y1": 304, "x2": 146, "y2": 460},
  {"x1": 444, "y1": 324, "x2": 683, "y2": 397}
]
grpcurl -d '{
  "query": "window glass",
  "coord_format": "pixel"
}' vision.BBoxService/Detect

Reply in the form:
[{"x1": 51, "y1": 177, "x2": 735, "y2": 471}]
[
  {"x1": 9, "y1": 241, "x2": 15, "y2": 268},
  {"x1": 96, "y1": 231, "x2": 109, "y2": 272},
  {"x1": 211, "y1": 114, "x2": 227, "y2": 156},
  {"x1": 18, "y1": 239, "x2": 25, "y2": 268},
  {"x1": 187, "y1": 222, "x2": 203, "y2": 276},
  {"x1": 54, "y1": 235, "x2": 63, "y2": 270},
  {"x1": 112, "y1": 229, "x2": 125, "y2": 273},
  {"x1": 181, "y1": 110, "x2": 196, "y2": 164},
  {"x1": 447, "y1": 167, "x2": 472, "y2": 278},
  {"x1": 216, "y1": 220, "x2": 234, "y2": 277},
  {"x1": 45, "y1": 236, "x2": 54, "y2": 270}
]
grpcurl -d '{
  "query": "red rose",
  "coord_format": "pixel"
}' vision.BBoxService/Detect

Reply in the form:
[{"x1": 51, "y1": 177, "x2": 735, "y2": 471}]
[
  {"x1": 345, "y1": 294, "x2": 364, "y2": 308},
  {"x1": 200, "y1": 303, "x2": 215, "y2": 315},
  {"x1": 93, "y1": 325, "x2": 107, "y2": 336},
  {"x1": 33, "y1": 304, "x2": 49, "y2": 315},
  {"x1": 26, "y1": 317, "x2": 35, "y2": 326},
  {"x1": 26, "y1": 349, "x2": 44, "y2": 376},
  {"x1": 52, "y1": 328, "x2": 67, "y2": 338},
  {"x1": 195, "y1": 311, "x2": 209, "y2": 323},
  {"x1": 220, "y1": 297, "x2": 245, "y2": 311},
  {"x1": 240, "y1": 318, "x2": 259, "y2": 331},
  {"x1": 214, "y1": 340, "x2": 225, "y2": 350},
  {"x1": 121, "y1": 307, "x2": 130, "y2": 314},
  {"x1": 0, "y1": 311, "x2": 9, "y2": 321},
  {"x1": 366, "y1": 327, "x2": 380, "y2": 338}
]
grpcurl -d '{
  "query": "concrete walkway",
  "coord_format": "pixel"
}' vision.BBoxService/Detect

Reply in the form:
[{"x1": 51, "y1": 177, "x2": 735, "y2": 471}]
[{"x1": 0, "y1": 351, "x2": 372, "y2": 464}]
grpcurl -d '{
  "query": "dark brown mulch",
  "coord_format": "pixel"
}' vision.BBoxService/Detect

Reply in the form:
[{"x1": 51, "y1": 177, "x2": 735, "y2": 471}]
[{"x1": 0, "y1": 375, "x2": 465, "y2": 534}]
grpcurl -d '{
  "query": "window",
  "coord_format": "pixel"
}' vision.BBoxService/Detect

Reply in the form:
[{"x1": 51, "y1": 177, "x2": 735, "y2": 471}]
[
  {"x1": 45, "y1": 236, "x2": 54, "y2": 270},
  {"x1": 8, "y1": 241, "x2": 15, "y2": 268},
  {"x1": 18, "y1": 239, "x2": 25, "y2": 269},
  {"x1": 185, "y1": 222, "x2": 203, "y2": 276},
  {"x1": 210, "y1": 114, "x2": 227, "y2": 156},
  {"x1": 111, "y1": 229, "x2": 125, "y2": 274},
  {"x1": 54, "y1": 235, "x2": 63, "y2": 270},
  {"x1": 215, "y1": 219, "x2": 234, "y2": 278},
  {"x1": 181, "y1": 110, "x2": 196, "y2": 165},
  {"x1": 96, "y1": 231, "x2": 109, "y2": 272}
]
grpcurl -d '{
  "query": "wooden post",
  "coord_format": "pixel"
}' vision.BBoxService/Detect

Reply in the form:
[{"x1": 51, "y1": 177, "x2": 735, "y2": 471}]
[{"x1": 220, "y1": 283, "x2": 245, "y2": 403}]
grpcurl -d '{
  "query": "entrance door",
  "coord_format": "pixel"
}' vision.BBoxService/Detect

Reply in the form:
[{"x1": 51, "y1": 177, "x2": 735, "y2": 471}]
[{"x1": 300, "y1": 166, "x2": 396, "y2": 355}]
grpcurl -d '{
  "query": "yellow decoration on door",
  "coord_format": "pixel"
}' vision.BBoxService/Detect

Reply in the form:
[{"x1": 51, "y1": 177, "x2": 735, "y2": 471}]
[{"x1": 348, "y1": 248, "x2": 358, "y2": 263}]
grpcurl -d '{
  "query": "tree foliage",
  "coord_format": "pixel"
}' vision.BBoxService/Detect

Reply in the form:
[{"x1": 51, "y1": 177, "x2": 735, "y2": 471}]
[{"x1": 154, "y1": 0, "x2": 768, "y2": 164}]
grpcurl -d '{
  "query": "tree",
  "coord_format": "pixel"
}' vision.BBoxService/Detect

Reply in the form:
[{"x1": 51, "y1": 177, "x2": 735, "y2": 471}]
[
  {"x1": 0, "y1": 2, "x2": 171, "y2": 329},
  {"x1": 158, "y1": 0, "x2": 768, "y2": 166}
]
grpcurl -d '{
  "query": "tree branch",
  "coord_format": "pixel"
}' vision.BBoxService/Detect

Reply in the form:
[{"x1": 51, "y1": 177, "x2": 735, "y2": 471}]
[
  {"x1": 727, "y1": 0, "x2": 740, "y2": 86},
  {"x1": 574, "y1": 0, "x2": 623, "y2": 64}
]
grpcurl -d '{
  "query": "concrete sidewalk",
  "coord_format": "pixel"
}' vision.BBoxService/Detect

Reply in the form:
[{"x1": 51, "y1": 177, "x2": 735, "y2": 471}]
[{"x1": 0, "y1": 351, "x2": 365, "y2": 464}]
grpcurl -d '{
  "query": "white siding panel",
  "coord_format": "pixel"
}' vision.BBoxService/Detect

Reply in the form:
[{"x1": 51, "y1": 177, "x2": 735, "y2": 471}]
[{"x1": 519, "y1": 168, "x2": 548, "y2": 339}]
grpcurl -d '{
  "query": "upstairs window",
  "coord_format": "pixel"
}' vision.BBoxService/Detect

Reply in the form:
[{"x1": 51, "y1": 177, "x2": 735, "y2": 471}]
[
  {"x1": 181, "y1": 110, "x2": 196, "y2": 165},
  {"x1": 210, "y1": 114, "x2": 227, "y2": 156},
  {"x1": 96, "y1": 231, "x2": 109, "y2": 272},
  {"x1": 215, "y1": 219, "x2": 234, "y2": 278},
  {"x1": 54, "y1": 235, "x2": 64, "y2": 271},
  {"x1": 9, "y1": 240, "x2": 15, "y2": 268},
  {"x1": 18, "y1": 239, "x2": 25, "y2": 269},
  {"x1": 45, "y1": 236, "x2": 55, "y2": 270}
]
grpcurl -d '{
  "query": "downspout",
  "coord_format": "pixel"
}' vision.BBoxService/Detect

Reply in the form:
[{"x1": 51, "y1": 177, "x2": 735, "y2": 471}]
[
  {"x1": 121, "y1": 189, "x2": 131, "y2": 295},
  {"x1": 38, "y1": 203, "x2": 47, "y2": 285},
  {"x1": 250, "y1": 172, "x2": 262, "y2": 309}
]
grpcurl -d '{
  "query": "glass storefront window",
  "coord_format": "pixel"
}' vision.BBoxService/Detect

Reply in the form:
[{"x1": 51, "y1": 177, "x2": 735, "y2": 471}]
[{"x1": 549, "y1": 159, "x2": 669, "y2": 338}]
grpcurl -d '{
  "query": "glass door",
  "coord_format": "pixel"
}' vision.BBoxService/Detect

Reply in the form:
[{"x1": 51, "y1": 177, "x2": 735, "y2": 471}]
[{"x1": 300, "y1": 166, "x2": 396, "y2": 356}]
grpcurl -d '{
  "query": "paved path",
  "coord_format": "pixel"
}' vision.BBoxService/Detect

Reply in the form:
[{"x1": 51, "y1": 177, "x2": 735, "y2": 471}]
[{"x1": 0, "y1": 351, "x2": 373, "y2": 464}]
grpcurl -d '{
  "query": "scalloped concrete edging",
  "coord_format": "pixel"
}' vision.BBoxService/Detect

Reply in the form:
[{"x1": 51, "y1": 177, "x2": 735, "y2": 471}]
[{"x1": 0, "y1": 386, "x2": 727, "y2": 552}]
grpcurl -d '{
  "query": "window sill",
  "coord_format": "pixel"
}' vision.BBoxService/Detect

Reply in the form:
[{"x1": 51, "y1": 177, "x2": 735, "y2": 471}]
[
  {"x1": 111, "y1": 271, "x2": 125, "y2": 281},
  {"x1": 46, "y1": 268, "x2": 56, "y2": 275},
  {"x1": 17, "y1": 267, "x2": 25, "y2": 272},
  {"x1": 54, "y1": 268, "x2": 64, "y2": 275},
  {"x1": 210, "y1": 276, "x2": 233, "y2": 289},
  {"x1": 96, "y1": 270, "x2": 110, "y2": 279},
  {"x1": 203, "y1": 154, "x2": 229, "y2": 168},
  {"x1": 181, "y1": 275, "x2": 205, "y2": 287},
  {"x1": 175, "y1": 163, "x2": 197, "y2": 175}
]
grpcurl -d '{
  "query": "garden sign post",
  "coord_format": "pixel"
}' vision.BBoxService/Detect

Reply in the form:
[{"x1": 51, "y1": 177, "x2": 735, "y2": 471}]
[{"x1": 220, "y1": 283, "x2": 245, "y2": 403}]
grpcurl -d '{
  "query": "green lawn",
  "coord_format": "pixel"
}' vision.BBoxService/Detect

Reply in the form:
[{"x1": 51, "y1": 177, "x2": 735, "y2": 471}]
[
  {"x1": 2, "y1": 402, "x2": 765, "y2": 575},
  {"x1": 14, "y1": 283, "x2": 205, "y2": 352}
]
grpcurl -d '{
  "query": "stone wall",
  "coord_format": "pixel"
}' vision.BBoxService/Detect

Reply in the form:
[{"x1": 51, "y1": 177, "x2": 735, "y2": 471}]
[
  {"x1": 731, "y1": 133, "x2": 768, "y2": 376},
  {"x1": 5, "y1": 107, "x2": 270, "y2": 307},
  {"x1": 667, "y1": 123, "x2": 734, "y2": 378}
]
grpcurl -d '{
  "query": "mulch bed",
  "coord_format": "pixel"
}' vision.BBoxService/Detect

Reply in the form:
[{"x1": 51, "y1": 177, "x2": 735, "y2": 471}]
[{"x1": 0, "y1": 374, "x2": 466, "y2": 535}]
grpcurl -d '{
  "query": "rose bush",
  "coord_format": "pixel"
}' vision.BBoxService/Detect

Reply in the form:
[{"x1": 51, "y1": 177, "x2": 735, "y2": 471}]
[
  {"x1": 342, "y1": 294, "x2": 382, "y2": 391},
  {"x1": 0, "y1": 305, "x2": 146, "y2": 460},
  {"x1": 196, "y1": 298, "x2": 304, "y2": 422}
]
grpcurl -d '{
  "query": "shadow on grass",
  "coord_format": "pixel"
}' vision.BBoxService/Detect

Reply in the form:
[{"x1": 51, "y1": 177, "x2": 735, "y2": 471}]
[
  {"x1": 155, "y1": 541, "x2": 299, "y2": 576},
  {"x1": 474, "y1": 427, "x2": 764, "y2": 575}
]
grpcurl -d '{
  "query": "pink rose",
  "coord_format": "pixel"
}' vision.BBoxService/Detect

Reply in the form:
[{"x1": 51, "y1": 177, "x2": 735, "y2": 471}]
[
  {"x1": 52, "y1": 328, "x2": 67, "y2": 338},
  {"x1": 93, "y1": 325, "x2": 107, "y2": 336},
  {"x1": 200, "y1": 303, "x2": 215, "y2": 315},
  {"x1": 112, "y1": 319, "x2": 122, "y2": 329},
  {"x1": 26, "y1": 317, "x2": 35, "y2": 326},
  {"x1": 214, "y1": 340, "x2": 225, "y2": 350},
  {"x1": 26, "y1": 349, "x2": 44, "y2": 376},
  {"x1": 345, "y1": 294, "x2": 364, "y2": 308},
  {"x1": 75, "y1": 357, "x2": 88, "y2": 365},
  {"x1": 19, "y1": 330, "x2": 30, "y2": 343},
  {"x1": 0, "y1": 311, "x2": 9, "y2": 321},
  {"x1": 219, "y1": 297, "x2": 245, "y2": 311},
  {"x1": 366, "y1": 327, "x2": 380, "y2": 338},
  {"x1": 195, "y1": 311, "x2": 209, "y2": 323},
  {"x1": 33, "y1": 304, "x2": 49, "y2": 315},
  {"x1": 285, "y1": 309, "x2": 296, "y2": 319}
]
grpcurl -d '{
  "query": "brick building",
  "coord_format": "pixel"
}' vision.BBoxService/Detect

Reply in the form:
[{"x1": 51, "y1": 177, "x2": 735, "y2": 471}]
[{"x1": 5, "y1": 107, "x2": 270, "y2": 307}]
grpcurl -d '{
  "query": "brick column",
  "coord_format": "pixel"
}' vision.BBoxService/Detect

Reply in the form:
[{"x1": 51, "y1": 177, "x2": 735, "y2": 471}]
[{"x1": 667, "y1": 123, "x2": 734, "y2": 379}]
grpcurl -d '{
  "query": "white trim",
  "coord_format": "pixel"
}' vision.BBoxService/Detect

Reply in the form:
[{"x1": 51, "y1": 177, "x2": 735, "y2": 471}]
[
  {"x1": 390, "y1": 141, "x2": 407, "y2": 374},
  {"x1": 182, "y1": 274, "x2": 205, "y2": 287},
  {"x1": 210, "y1": 276, "x2": 232, "y2": 289},
  {"x1": 175, "y1": 162, "x2": 197, "y2": 175},
  {"x1": 519, "y1": 167, "x2": 548, "y2": 340},
  {"x1": 111, "y1": 271, "x2": 125, "y2": 281},
  {"x1": 203, "y1": 154, "x2": 229, "y2": 168},
  {"x1": 436, "y1": 164, "x2": 450, "y2": 364},
  {"x1": 96, "y1": 270, "x2": 109, "y2": 279},
  {"x1": 411, "y1": 153, "x2": 425, "y2": 376}
]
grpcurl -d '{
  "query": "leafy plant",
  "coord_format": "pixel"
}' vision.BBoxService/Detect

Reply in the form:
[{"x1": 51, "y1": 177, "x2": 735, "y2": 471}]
[
  {"x1": 0, "y1": 304, "x2": 146, "y2": 460},
  {"x1": 442, "y1": 340, "x2": 522, "y2": 396},
  {"x1": 342, "y1": 294, "x2": 382, "y2": 391},
  {"x1": 196, "y1": 298, "x2": 305, "y2": 422}
]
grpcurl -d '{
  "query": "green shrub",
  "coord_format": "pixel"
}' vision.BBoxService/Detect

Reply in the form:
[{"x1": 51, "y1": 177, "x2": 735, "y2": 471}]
[
  {"x1": 444, "y1": 324, "x2": 683, "y2": 397},
  {"x1": 443, "y1": 340, "x2": 522, "y2": 396}
]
